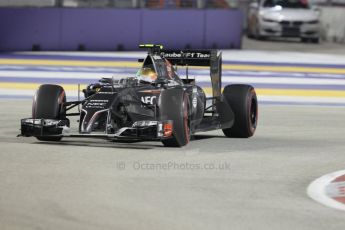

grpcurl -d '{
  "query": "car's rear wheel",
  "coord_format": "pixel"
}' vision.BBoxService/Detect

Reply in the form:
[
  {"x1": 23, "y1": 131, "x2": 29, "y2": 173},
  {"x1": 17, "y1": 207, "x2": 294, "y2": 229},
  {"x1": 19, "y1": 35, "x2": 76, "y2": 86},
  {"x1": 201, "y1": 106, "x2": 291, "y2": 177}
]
[
  {"x1": 32, "y1": 84, "x2": 67, "y2": 141},
  {"x1": 222, "y1": 84, "x2": 258, "y2": 138},
  {"x1": 160, "y1": 88, "x2": 190, "y2": 147}
]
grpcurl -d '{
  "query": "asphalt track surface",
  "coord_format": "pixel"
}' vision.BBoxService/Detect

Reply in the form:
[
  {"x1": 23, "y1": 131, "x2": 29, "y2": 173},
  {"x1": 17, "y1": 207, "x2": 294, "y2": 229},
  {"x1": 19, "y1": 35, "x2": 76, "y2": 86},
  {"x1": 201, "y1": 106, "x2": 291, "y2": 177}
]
[
  {"x1": 1, "y1": 40, "x2": 345, "y2": 229},
  {"x1": 1, "y1": 100, "x2": 345, "y2": 230}
]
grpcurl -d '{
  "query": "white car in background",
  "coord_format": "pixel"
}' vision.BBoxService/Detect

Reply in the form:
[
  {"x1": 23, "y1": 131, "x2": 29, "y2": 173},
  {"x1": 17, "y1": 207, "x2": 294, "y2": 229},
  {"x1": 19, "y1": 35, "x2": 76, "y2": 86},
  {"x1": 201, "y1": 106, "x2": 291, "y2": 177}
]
[{"x1": 247, "y1": 0, "x2": 320, "y2": 43}]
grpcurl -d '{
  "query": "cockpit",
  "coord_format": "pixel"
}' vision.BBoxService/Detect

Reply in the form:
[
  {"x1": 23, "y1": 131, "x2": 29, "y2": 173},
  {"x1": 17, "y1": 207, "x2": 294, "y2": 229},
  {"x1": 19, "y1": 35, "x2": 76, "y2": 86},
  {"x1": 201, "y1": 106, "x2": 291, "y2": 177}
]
[{"x1": 136, "y1": 55, "x2": 183, "y2": 85}]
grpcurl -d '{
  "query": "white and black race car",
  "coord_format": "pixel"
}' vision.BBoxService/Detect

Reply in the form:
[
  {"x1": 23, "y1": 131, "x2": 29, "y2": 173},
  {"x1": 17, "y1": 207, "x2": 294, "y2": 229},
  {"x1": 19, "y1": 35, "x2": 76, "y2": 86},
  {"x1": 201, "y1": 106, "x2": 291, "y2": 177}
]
[{"x1": 20, "y1": 44, "x2": 258, "y2": 147}]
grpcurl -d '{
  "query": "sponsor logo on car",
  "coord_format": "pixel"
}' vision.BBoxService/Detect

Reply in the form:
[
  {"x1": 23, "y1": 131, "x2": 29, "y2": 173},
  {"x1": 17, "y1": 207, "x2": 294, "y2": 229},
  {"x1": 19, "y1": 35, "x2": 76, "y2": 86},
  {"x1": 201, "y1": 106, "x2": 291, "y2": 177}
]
[
  {"x1": 162, "y1": 52, "x2": 210, "y2": 59},
  {"x1": 141, "y1": 96, "x2": 157, "y2": 105}
]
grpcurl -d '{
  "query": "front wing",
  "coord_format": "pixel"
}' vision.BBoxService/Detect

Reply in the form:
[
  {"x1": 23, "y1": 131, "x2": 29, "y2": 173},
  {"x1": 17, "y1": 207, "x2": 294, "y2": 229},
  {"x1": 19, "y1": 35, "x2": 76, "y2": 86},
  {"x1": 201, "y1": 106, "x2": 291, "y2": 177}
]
[{"x1": 20, "y1": 118, "x2": 173, "y2": 141}]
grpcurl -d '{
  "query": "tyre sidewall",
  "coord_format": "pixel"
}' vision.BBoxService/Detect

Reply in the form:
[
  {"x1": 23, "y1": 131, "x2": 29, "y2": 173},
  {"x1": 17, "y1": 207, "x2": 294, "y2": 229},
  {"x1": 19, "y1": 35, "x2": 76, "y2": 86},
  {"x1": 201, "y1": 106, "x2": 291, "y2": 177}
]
[
  {"x1": 32, "y1": 84, "x2": 66, "y2": 141},
  {"x1": 160, "y1": 88, "x2": 190, "y2": 147},
  {"x1": 33, "y1": 84, "x2": 66, "y2": 119},
  {"x1": 222, "y1": 84, "x2": 258, "y2": 138}
]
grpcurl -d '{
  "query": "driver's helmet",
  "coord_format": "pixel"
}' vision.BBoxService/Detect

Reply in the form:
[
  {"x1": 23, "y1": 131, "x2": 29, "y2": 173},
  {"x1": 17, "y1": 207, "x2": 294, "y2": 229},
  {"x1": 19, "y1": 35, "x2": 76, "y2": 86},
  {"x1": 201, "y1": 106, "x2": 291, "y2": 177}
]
[{"x1": 136, "y1": 65, "x2": 157, "y2": 83}]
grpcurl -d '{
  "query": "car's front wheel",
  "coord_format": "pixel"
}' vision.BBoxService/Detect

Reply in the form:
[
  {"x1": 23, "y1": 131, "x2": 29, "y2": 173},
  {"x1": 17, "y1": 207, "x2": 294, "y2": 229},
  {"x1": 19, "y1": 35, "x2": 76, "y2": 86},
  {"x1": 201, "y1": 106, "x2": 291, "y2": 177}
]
[
  {"x1": 159, "y1": 88, "x2": 190, "y2": 147},
  {"x1": 32, "y1": 84, "x2": 67, "y2": 141}
]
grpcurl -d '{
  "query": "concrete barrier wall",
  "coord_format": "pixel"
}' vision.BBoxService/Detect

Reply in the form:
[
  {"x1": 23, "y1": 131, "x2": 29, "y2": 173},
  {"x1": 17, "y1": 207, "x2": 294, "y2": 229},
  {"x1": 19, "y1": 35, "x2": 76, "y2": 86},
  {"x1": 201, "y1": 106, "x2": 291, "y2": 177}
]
[
  {"x1": 0, "y1": 8, "x2": 61, "y2": 51},
  {"x1": 0, "y1": 8, "x2": 243, "y2": 51},
  {"x1": 60, "y1": 9, "x2": 142, "y2": 50}
]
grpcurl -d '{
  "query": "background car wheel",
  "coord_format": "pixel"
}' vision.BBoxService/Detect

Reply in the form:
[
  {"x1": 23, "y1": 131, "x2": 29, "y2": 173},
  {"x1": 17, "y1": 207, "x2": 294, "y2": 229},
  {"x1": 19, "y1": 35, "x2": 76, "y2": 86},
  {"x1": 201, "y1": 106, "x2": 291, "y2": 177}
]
[
  {"x1": 301, "y1": 37, "x2": 309, "y2": 43},
  {"x1": 254, "y1": 21, "x2": 266, "y2": 40},
  {"x1": 254, "y1": 22, "x2": 260, "y2": 39},
  {"x1": 32, "y1": 84, "x2": 67, "y2": 141},
  {"x1": 247, "y1": 28, "x2": 254, "y2": 39},
  {"x1": 311, "y1": 37, "x2": 320, "y2": 44},
  {"x1": 247, "y1": 33, "x2": 254, "y2": 39},
  {"x1": 222, "y1": 84, "x2": 258, "y2": 138},
  {"x1": 160, "y1": 88, "x2": 190, "y2": 147}
]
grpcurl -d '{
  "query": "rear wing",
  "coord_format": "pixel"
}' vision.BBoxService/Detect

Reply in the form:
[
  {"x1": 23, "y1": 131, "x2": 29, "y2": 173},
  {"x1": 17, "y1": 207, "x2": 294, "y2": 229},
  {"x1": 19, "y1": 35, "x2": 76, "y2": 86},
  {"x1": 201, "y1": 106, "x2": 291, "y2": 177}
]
[{"x1": 161, "y1": 50, "x2": 222, "y2": 98}]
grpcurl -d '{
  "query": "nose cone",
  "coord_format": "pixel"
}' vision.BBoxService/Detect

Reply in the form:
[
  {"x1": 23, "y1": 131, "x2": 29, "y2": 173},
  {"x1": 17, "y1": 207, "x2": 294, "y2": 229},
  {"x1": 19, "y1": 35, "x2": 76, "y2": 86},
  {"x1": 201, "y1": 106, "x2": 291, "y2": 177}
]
[{"x1": 80, "y1": 110, "x2": 107, "y2": 133}]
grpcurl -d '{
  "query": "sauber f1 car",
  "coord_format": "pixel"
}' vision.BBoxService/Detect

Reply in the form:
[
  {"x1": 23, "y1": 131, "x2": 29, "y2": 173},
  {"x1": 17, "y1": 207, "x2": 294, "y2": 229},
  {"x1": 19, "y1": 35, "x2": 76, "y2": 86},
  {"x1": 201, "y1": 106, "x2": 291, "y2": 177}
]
[{"x1": 20, "y1": 44, "x2": 258, "y2": 147}]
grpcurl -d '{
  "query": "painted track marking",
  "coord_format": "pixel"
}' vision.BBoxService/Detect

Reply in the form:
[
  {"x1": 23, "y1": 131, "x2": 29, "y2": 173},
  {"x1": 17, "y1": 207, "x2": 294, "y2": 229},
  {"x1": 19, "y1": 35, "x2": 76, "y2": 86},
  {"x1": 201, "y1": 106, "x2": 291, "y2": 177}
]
[{"x1": 307, "y1": 170, "x2": 345, "y2": 211}]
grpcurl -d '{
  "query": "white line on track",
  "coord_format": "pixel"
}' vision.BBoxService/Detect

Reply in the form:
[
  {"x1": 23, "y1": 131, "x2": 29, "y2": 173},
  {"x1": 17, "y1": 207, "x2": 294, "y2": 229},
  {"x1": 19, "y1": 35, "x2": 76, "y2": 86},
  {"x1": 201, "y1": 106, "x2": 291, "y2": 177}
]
[
  {"x1": 258, "y1": 96, "x2": 345, "y2": 104},
  {"x1": 14, "y1": 51, "x2": 345, "y2": 65},
  {"x1": 1, "y1": 66, "x2": 345, "y2": 79},
  {"x1": 1, "y1": 71, "x2": 345, "y2": 85},
  {"x1": 1, "y1": 89, "x2": 345, "y2": 105}
]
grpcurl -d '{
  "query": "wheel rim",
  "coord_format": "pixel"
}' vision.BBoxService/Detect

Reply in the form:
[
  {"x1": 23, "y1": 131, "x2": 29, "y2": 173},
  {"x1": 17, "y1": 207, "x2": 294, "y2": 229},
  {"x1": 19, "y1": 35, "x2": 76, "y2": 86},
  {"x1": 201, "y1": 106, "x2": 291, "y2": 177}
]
[{"x1": 249, "y1": 95, "x2": 258, "y2": 130}]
